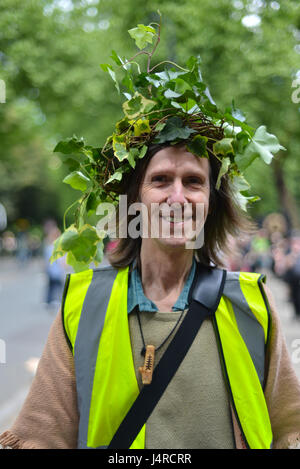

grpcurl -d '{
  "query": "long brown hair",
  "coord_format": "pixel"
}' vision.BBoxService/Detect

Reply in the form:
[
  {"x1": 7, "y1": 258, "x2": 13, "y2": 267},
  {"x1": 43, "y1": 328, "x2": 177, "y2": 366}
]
[{"x1": 107, "y1": 143, "x2": 255, "y2": 269}]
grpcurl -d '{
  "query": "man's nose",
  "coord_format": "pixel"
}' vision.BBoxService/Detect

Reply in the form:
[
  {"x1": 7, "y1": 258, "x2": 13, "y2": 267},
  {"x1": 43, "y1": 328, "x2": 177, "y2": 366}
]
[{"x1": 167, "y1": 180, "x2": 187, "y2": 205}]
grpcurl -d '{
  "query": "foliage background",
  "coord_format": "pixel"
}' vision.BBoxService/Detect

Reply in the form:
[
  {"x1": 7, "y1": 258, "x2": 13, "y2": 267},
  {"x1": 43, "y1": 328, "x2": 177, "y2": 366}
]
[{"x1": 0, "y1": 0, "x2": 300, "y2": 238}]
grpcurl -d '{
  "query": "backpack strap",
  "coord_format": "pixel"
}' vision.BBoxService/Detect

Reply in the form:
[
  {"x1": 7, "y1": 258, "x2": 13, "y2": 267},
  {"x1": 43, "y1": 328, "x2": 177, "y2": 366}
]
[{"x1": 108, "y1": 264, "x2": 227, "y2": 449}]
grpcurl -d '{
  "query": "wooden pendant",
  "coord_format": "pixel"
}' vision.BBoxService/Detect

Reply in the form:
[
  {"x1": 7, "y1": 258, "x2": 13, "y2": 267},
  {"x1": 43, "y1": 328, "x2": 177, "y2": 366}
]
[{"x1": 139, "y1": 345, "x2": 155, "y2": 385}]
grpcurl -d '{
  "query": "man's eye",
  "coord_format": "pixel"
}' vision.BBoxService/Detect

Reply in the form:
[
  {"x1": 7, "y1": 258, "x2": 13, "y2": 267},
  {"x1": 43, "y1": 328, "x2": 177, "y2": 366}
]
[
  {"x1": 186, "y1": 177, "x2": 203, "y2": 185},
  {"x1": 152, "y1": 175, "x2": 167, "y2": 183}
]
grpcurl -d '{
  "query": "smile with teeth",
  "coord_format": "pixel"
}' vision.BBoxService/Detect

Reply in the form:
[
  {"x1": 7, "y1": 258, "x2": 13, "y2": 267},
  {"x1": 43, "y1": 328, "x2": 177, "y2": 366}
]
[{"x1": 160, "y1": 213, "x2": 193, "y2": 223}]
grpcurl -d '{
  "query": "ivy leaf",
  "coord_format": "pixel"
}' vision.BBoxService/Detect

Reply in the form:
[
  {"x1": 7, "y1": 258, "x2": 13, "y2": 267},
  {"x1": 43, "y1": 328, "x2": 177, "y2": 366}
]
[
  {"x1": 138, "y1": 145, "x2": 148, "y2": 158},
  {"x1": 105, "y1": 169, "x2": 123, "y2": 184},
  {"x1": 234, "y1": 193, "x2": 260, "y2": 212},
  {"x1": 115, "y1": 117, "x2": 130, "y2": 133},
  {"x1": 54, "y1": 136, "x2": 84, "y2": 154},
  {"x1": 100, "y1": 63, "x2": 120, "y2": 94},
  {"x1": 213, "y1": 138, "x2": 234, "y2": 156},
  {"x1": 94, "y1": 240, "x2": 104, "y2": 265},
  {"x1": 86, "y1": 192, "x2": 99, "y2": 214},
  {"x1": 128, "y1": 148, "x2": 139, "y2": 168},
  {"x1": 231, "y1": 174, "x2": 251, "y2": 192},
  {"x1": 216, "y1": 157, "x2": 231, "y2": 190},
  {"x1": 128, "y1": 24, "x2": 156, "y2": 50},
  {"x1": 186, "y1": 135, "x2": 208, "y2": 158},
  {"x1": 59, "y1": 225, "x2": 79, "y2": 251},
  {"x1": 63, "y1": 171, "x2": 91, "y2": 191},
  {"x1": 110, "y1": 49, "x2": 122, "y2": 66},
  {"x1": 123, "y1": 92, "x2": 156, "y2": 119},
  {"x1": 231, "y1": 175, "x2": 252, "y2": 211},
  {"x1": 112, "y1": 134, "x2": 129, "y2": 162},
  {"x1": 127, "y1": 146, "x2": 148, "y2": 168},
  {"x1": 60, "y1": 224, "x2": 100, "y2": 263},
  {"x1": 236, "y1": 125, "x2": 286, "y2": 171},
  {"x1": 155, "y1": 116, "x2": 196, "y2": 144},
  {"x1": 154, "y1": 121, "x2": 166, "y2": 132},
  {"x1": 164, "y1": 89, "x2": 181, "y2": 99},
  {"x1": 133, "y1": 118, "x2": 151, "y2": 136},
  {"x1": 113, "y1": 142, "x2": 129, "y2": 161},
  {"x1": 66, "y1": 251, "x2": 90, "y2": 273}
]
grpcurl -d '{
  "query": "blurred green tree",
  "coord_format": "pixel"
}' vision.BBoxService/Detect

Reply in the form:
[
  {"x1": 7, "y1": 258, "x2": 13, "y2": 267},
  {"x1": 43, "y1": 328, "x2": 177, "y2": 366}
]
[{"x1": 0, "y1": 0, "x2": 299, "y2": 231}]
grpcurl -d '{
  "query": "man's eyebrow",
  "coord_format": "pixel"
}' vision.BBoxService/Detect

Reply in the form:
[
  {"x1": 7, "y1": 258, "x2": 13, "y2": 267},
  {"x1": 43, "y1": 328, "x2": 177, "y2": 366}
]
[{"x1": 147, "y1": 167, "x2": 208, "y2": 177}]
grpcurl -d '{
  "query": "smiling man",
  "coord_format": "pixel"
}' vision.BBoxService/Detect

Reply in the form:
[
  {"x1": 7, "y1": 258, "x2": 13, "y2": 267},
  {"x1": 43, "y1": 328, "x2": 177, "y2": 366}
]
[{"x1": 1, "y1": 19, "x2": 300, "y2": 450}]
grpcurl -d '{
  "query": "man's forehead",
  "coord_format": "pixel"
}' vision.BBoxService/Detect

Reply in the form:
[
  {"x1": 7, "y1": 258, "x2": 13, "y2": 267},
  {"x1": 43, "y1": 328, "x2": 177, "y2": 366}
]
[{"x1": 147, "y1": 147, "x2": 210, "y2": 172}]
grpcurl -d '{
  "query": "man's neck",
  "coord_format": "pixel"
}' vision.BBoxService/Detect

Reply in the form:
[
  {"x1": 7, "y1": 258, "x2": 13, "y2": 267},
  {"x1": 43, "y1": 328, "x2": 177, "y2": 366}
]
[{"x1": 139, "y1": 240, "x2": 194, "y2": 308}]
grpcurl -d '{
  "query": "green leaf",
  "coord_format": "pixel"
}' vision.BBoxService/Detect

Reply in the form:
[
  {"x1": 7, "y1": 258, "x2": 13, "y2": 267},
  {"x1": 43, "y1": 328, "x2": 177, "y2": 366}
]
[
  {"x1": 174, "y1": 78, "x2": 192, "y2": 95},
  {"x1": 86, "y1": 192, "x2": 100, "y2": 214},
  {"x1": 186, "y1": 135, "x2": 208, "y2": 158},
  {"x1": 63, "y1": 171, "x2": 91, "y2": 191},
  {"x1": 154, "y1": 122, "x2": 166, "y2": 132},
  {"x1": 216, "y1": 157, "x2": 231, "y2": 190},
  {"x1": 155, "y1": 116, "x2": 196, "y2": 144},
  {"x1": 164, "y1": 89, "x2": 181, "y2": 99},
  {"x1": 115, "y1": 117, "x2": 130, "y2": 133},
  {"x1": 113, "y1": 142, "x2": 129, "y2": 161},
  {"x1": 59, "y1": 225, "x2": 79, "y2": 251},
  {"x1": 105, "y1": 170, "x2": 123, "y2": 184},
  {"x1": 59, "y1": 224, "x2": 100, "y2": 265},
  {"x1": 138, "y1": 145, "x2": 148, "y2": 158},
  {"x1": 128, "y1": 148, "x2": 138, "y2": 168},
  {"x1": 66, "y1": 251, "x2": 90, "y2": 273},
  {"x1": 112, "y1": 133, "x2": 128, "y2": 159},
  {"x1": 213, "y1": 138, "x2": 234, "y2": 156},
  {"x1": 128, "y1": 153, "x2": 136, "y2": 168},
  {"x1": 94, "y1": 240, "x2": 104, "y2": 265},
  {"x1": 231, "y1": 175, "x2": 252, "y2": 211},
  {"x1": 128, "y1": 24, "x2": 156, "y2": 50},
  {"x1": 110, "y1": 49, "x2": 122, "y2": 66},
  {"x1": 133, "y1": 118, "x2": 151, "y2": 136},
  {"x1": 100, "y1": 63, "x2": 120, "y2": 93},
  {"x1": 236, "y1": 125, "x2": 286, "y2": 171},
  {"x1": 54, "y1": 136, "x2": 84, "y2": 155},
  {"x1": 231, "y1": 174, "x2": 251, "y2": 192},
  {"x1": 123, "y1": 92, "x2": 156, "y2": 119}
]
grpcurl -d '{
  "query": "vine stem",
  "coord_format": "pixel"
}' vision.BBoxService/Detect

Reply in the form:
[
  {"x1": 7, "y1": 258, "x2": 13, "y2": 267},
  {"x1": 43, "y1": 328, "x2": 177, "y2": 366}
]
[
  {"x1": 63, "y1": 199, "x2": 80, "y2": 231},
  {"x1": 147, "y1": 20, "x2": 161, "y2": 73},
  {"x1": 149, "y1": 61, "x2": 189, "y2": 74}
]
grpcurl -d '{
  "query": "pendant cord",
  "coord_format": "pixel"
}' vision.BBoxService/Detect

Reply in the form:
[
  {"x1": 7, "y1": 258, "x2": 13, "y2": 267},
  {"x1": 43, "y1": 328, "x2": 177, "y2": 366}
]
[{"x1": 136, "y1": 306, "x2": 186, "y2": 356}]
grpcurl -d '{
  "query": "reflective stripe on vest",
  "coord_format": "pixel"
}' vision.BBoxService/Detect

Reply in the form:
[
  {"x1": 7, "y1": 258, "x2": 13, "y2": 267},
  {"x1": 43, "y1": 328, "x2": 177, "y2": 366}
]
[{"x1": 62, "y1": 266, "x2": 273, "y2": 449}]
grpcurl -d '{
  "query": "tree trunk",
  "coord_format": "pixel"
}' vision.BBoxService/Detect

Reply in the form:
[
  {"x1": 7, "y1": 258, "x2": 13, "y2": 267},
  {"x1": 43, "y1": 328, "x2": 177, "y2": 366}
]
[{"x1": 272, "y1": 158, "x2": 300, "y2": 231}]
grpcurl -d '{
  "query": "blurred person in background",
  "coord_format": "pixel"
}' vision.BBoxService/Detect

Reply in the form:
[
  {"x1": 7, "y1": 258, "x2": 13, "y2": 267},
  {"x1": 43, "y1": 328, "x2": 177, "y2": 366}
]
[
  {"x1": 43, "y1": 223, "x2": 66, "y2": 308},
  {"x1": 15, "y1": 218, "x2": 31, "y2": 266},
  {"x1": 273, "y1": 234, "x2": 300, "y2": 322},
  {"x1": 248, "y1": 229, "x2": 272, "y2": 273}
]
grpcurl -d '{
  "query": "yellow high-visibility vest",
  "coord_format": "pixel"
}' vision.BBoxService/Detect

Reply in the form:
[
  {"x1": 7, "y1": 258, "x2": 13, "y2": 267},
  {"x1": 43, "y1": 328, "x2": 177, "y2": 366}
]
[{"x1": 62, "y1": 265, "x2": 273, "y2": 449}]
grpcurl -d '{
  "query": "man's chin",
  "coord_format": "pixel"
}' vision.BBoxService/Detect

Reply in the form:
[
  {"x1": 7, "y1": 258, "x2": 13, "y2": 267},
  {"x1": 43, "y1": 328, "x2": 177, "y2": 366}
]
[{"x1": 154, "y1": 236, "x2": 193, "y2": 251}]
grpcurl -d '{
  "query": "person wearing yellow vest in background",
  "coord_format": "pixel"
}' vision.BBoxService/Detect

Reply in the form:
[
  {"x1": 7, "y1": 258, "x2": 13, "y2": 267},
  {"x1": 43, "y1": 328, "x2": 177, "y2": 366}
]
[{"x1": 1, "y1": 18, "x2": 300, "y2": 450}]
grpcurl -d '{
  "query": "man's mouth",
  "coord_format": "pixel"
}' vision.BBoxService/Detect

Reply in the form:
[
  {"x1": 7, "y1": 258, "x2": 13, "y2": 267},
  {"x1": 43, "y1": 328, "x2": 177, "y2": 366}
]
[
  {"x1": 160, "y1": 210, "x2": 194, "y2": 223},
  {"x1": 161, "y1": 215, "x2": 193, "y2": 223}
]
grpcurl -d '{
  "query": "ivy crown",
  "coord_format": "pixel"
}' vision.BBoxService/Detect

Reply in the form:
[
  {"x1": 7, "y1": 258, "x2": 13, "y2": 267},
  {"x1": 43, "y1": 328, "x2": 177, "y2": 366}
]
[{"x1": 52, "y1": 13, "x2": 285, "y2": 272}]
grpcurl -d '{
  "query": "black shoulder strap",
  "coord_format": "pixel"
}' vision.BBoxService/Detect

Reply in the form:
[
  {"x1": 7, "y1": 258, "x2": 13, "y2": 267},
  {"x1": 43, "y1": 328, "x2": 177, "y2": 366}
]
[{"x1": 108, "y1": 264, "x2": 227, "y2": 449}]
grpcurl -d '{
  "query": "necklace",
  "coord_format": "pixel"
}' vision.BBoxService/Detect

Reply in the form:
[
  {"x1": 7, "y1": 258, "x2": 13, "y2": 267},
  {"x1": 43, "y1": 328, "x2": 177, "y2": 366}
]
[{"x1": 136, "y1": 306, "x2": 185, "y2": 385}]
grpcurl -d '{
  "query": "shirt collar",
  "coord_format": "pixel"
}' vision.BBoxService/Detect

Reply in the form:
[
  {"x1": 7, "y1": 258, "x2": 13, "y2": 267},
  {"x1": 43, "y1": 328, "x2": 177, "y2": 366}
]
[{"x1": 127, "y1": 258, "x2": 196, "y2": 314}]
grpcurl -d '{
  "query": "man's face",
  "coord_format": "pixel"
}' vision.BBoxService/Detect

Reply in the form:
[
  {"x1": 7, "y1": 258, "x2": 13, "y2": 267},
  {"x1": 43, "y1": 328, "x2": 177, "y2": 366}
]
[{"x1": 139, "y1": 145, "x2": 210, "y2": 251}]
